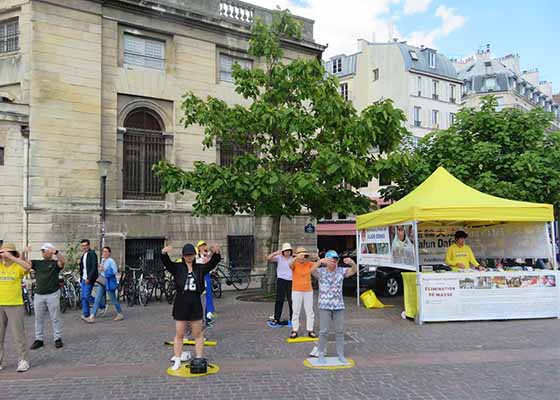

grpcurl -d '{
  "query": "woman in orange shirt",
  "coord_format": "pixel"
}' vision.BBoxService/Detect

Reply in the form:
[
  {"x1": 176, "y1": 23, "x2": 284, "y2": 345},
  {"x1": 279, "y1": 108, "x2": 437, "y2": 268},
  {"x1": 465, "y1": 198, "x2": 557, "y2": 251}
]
[{"x1": 288, "y1": 247, "x2": 317, "y2": 339}]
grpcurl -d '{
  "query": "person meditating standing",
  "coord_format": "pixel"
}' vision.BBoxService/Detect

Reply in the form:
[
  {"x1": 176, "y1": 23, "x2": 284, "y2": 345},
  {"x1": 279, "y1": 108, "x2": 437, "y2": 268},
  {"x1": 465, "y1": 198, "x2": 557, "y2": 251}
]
[{"x1": 161, "y1": 243, "x2": 221, "y2": 371}]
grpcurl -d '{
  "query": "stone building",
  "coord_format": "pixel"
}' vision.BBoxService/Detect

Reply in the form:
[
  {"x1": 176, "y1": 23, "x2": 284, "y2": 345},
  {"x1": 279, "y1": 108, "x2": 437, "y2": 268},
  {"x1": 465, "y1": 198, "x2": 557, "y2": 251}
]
[
  {"x1": 456, "y1": 50, "x2": 560, "y2": 129},
  {"x1": 0, "y1": 0, "x2": 323, "y2": 270}
]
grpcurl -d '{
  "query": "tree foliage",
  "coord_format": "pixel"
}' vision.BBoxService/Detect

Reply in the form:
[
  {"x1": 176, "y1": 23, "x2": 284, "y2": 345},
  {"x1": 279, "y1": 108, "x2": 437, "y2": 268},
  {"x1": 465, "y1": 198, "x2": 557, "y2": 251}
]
[
  {"x1": 154, "y1": 9, "x2": 408, "y2": 221},
  {"x1": 379, "y1": 96, "x2": 560, "y2": 212}
]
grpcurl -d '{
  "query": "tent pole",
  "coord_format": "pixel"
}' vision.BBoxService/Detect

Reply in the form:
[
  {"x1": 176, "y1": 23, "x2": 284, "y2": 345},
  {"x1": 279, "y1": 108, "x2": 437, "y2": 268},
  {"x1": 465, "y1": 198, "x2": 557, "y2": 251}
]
[
  {"x1": 356, "y1": 228, "x2": 360, "y2": 307},
  {"x1": 413, "y1": 221, "x2": 423, "y2": 325},
  {"x1": 551, "y1": 222, "x2": 558, "y2": 271}
]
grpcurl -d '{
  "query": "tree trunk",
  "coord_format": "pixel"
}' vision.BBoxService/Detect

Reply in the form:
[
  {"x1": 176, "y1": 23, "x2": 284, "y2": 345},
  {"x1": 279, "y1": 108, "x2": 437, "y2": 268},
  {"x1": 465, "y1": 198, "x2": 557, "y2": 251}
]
[{"x1": 263, "y1": 215, "x2": 281, "y2": 294}]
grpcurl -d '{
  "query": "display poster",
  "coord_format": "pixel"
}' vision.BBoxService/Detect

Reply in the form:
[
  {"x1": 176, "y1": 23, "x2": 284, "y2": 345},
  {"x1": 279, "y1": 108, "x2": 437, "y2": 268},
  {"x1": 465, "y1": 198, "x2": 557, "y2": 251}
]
[
  {"x1": 418, "y1": 222, "x2": 551, "y2": 265},
  {"x1": 359, "y1": 224, "x2": 417, "y2": 270},
  {"x1": 420, "y1": 271, "x2": 560, "y2": 322}
]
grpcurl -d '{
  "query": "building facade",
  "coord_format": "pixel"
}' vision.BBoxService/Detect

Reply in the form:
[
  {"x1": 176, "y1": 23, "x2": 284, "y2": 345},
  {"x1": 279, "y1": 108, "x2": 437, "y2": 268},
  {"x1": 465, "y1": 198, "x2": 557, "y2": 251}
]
[
  {"x1": 0, "y1": 0, "x2": 323, "y2": 269},
  {"x1": 456, "y1": 50, "x2": 560, "y2": 129},
  {"x1": 325, "y1": 39, "x2": 462, "y2": 198}
]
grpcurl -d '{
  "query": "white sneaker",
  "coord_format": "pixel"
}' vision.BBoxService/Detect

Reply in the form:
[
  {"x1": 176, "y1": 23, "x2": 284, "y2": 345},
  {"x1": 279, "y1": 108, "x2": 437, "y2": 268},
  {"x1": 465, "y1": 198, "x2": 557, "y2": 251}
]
[
  {"x1": 0, "y1": 364, "x2": 3, "y2": 371},
  {"x1": 171, "y1": 359, "x2": 181, "y2": 371},
  {"x1": 99, "y1": 307, "x2": 108, "y2": 317},
  {"x1": 170, "y1": 351, "x2": 192, "y2": 362},
  {"x1": 17, "y1": 360, "x2": 30, "y2": 372},
  {"x1": 309, "y1": 346, "x2": 320, "y2": 357}
]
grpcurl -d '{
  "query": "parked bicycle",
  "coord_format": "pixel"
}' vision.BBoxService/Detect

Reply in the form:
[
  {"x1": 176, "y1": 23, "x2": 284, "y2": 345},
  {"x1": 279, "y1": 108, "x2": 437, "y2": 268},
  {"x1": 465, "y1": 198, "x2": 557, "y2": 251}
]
[
  {"x1": 211, "y1": 261, "x2": 252, "y2": 293},
  {"x1": 59, "y1": 271, "x2": 79, "y2": 313},
  {"x1": 22, "y1": 281, "x2": 34, "y2": 316},
  {"x1": 119, "y1": 265, "x2": 143, "y2": 307}
]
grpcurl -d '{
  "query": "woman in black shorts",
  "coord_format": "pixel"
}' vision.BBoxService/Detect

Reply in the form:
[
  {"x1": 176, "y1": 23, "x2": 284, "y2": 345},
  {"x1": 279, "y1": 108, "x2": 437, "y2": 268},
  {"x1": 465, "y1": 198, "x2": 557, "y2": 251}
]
[{"x1": 161, "y1": 243, "x2": 221, "y2": 370}]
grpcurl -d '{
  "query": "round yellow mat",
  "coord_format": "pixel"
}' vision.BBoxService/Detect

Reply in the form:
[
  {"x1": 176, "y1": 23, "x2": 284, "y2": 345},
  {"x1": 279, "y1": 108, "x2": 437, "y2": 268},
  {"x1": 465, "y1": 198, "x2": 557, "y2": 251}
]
[
  {"x1": 166, "y1": 363, "x2": 220, "y2": 378},
  {"x1": 303, "y1": 358, "x2": 355, "y2": 370}
]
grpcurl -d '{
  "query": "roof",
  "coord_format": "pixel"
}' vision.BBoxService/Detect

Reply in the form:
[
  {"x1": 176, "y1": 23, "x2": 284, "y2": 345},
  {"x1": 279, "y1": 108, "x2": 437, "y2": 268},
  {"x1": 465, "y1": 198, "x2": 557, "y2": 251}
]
[
  {"x1": 356, "y1": 167, "x2": 554, "y2": 229},
  {"x1": 458, "y1": 58, "x2": 516, "y2": 93},
  {"x1": 324, "y1": 53, "x2": 358, "y2": 78},
  {"x1": 395, "y1": 43, "x2": 459, "y2": 80}
]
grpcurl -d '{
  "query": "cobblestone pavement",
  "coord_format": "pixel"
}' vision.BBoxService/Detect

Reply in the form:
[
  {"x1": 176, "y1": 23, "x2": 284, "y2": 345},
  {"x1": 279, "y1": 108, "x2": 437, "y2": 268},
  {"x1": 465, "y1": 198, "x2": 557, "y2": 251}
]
[{"x1": 1, "y1": 290, "x2": 559, "y2": 400}]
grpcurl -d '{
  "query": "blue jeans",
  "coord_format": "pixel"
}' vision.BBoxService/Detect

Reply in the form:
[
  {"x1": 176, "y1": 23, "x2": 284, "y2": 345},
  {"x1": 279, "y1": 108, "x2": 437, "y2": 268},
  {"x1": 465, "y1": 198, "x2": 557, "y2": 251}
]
[
  {"x1": 81, "y1": 281, "x2": 94, "y2": 317},
  {"x1": 204, "y1": 273, "x2": 215, "y2": 315},
  {"x1": 92, "y1": 285, "x2": 121, "y2": 316}
]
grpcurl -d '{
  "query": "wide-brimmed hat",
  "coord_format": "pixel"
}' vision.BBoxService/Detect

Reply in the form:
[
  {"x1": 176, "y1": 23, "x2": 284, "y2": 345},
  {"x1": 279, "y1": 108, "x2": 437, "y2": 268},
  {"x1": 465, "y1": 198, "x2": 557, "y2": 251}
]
[
  {"x1": 0, "y1": 243, "x2": 17, "y2": 252},
  {"x1": 281, "y1": 243, "x2": 292, "y2": 252},
  {"x1": 294, "y1": 246, "x2": 309, "y2": 256}
]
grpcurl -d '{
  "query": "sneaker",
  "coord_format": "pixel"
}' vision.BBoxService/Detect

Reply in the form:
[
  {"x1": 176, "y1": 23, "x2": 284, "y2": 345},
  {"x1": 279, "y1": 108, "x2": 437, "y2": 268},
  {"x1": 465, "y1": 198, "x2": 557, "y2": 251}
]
[
  {"x1": 30, "y1": 340, "x2": 44, "y2": 350},
  {"x1": 85, "y1": 316, "x2": 95, "y2": 323},
  {"x1": 267, "y1": 314, "x2": 275, "y2": 322},
  {"x1": 114, "y1": 313, "x2": 124, "y2": 321},
  {"x1": 17, "y1": 360, "x2": 30, "y2": 372},
  {"x1": 171, "y1": 359, "x2": 182, "y2": 371},
  {"x1": 80, "y1": 315, "x2": 90, "y2": 322},
  {"x1": 55, "y1": 339, "x2": 63, "y2": 349},
  {"x1": 170, "y1": 351, "x2": 192, "y2": 362},
  {"x1": 99, "y1": 307, "x2": 107, "y2": 317},
  {"x1": 338, "y1": 356, "x2": 349, "y2": 365},
  {"x1": 309, "y1": 346, "x2": 320, "y2": 357},
  {"x1": 0, "y1": 364, "x2": 3, "y2": 371}
]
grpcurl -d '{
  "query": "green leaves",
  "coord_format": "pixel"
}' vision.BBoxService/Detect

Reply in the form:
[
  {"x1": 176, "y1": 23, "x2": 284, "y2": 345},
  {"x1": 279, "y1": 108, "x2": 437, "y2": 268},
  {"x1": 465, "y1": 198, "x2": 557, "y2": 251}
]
[
  {"x1": 153, "y1": 9, "x2": 408, "y2": 220},
  {"x1": 380, "y1": 96, "x2": 560, "y2": 215}
]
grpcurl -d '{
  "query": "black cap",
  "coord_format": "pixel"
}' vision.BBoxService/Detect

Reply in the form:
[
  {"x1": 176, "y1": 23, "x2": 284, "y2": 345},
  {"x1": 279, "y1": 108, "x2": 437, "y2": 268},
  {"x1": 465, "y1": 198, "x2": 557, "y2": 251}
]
[
  {"x1": 182, "y1": 243, "x2": 196, "y2": 256},
  {"x1": 455, "y1": 230, "x2": 468, "y2": 240}
]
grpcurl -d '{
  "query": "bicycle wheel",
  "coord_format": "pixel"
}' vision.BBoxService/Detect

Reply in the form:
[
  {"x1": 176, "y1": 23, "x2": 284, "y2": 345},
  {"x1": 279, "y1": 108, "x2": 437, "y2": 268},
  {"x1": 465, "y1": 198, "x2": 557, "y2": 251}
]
[
  {"x1": 67, "y1": 283, "x2": 77, "y2": 309},
  {"x1": 59, "y1": 291, "x2": 68, "y2": 314},
  {"x1": 154, "y1": 280, "x2": 164, "y2": 302},
  {"x1": 138, "y1": 280, "x2": 149, "y2": 306},
  {"x1": 127, "y1": 283, "x2": 136, "y2": 307},
  {"x1": 211, "y1": 274, "x2": 222, "y2": 298},
  {"x1": 231, "y1": 268, "x2": 251, "y2": 291},
  {"x1": 164, "y1": 279, "x2": 176, "y2": 304}
]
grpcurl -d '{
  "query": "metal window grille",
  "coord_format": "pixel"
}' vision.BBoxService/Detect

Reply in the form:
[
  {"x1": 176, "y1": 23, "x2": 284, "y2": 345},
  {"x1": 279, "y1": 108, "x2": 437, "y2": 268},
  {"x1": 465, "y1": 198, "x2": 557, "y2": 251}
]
[
  {"x1": 123, "y1": 128, "x2": 165, "y2": 200},
  {"x1": 227, "y1": 235, "x2": 255, "y2": 270},
  {"x1": 125, "y1": 238, "x2": 165, "y2": 275},
  {"x1": 123, "y1": 33, "x2": 165, "y2": 70},
  {"x1": 220, "y1": 54, "x2": 252, "y2": 82},
  {"x1": 0, "y1": 19, "x2": 19, "y2": 54},
  {"x1": 219, "y1": 140, "x2": 253, "y2": 167}
]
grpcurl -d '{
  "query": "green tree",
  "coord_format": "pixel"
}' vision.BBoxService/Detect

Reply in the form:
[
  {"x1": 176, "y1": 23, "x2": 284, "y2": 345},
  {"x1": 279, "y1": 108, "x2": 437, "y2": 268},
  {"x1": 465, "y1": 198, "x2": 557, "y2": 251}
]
[
  {"x1": 380, "y1": 96, "x2": 560, "y2": 214},
  {"x1": 154, "y1": 10, "x2": 408, "y2": 289}
]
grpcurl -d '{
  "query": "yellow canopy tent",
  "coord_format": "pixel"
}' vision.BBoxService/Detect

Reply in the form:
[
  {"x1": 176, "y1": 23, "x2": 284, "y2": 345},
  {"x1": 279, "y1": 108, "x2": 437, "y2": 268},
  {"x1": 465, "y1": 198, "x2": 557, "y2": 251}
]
[{"x1": 356, "y1": 167, "x2": 554, "y2": 230}]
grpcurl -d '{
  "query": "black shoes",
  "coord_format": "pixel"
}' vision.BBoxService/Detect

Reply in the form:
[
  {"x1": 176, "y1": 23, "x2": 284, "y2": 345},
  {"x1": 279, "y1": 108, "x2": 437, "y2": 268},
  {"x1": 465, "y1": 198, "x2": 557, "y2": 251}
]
[
  {"x1": 55, "y1": 339, "x2": 63, "y2": 349},
  {"x1": 30, "y1": 340, "x2": 44, "y2": 350}
]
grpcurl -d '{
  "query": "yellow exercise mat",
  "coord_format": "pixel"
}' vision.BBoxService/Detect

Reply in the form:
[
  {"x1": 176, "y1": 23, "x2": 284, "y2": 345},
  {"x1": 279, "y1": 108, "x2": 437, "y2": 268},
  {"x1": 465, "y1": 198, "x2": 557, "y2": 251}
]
[
  {"x1": 164, "y1": 340, "x2": 218, "y2": 347},
  {"x1": 303, "y1": 357, "x2": 355, "y2": 370},
  {"x1": 286, "y1": 336, "x2": 319, "y2": 343},
  {"x1": 360, "y1": 290, "x2": 394, "y2": 309},
  {"x1": 167, "y1": 363, "x2": 220, "y2": 378}
]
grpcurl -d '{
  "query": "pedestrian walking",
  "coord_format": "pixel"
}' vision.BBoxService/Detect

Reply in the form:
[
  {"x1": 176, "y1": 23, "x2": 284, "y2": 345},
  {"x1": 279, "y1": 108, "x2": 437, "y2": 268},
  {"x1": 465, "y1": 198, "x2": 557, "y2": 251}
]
[
  {"x1": 312, "y1": 250, "x2": 357, "y2": 365},
  {"x1": 289, "y1": 247, "x2": 317, "y2": 339},
  {"x1": 196, "y1": 240, "x2": 215, "y2": 326},
  {"x1": 85, "y1": 246, "x2": 123, "y2": 322},
  {"x1": 0, "y1": 243, "x2": 32, "y2": 372},
  {"x1": 267, "y1": 243, "x2": 293, "y2": 326},
  {"x1": 28, "y1": 243, "x2": 65, "y2": 350},
  {"x1": 79, "y1": 239, "x2": 99, "y2": 321},
  {"x1": 161, "y1": 243, "x2": 221, "y2": 371}
]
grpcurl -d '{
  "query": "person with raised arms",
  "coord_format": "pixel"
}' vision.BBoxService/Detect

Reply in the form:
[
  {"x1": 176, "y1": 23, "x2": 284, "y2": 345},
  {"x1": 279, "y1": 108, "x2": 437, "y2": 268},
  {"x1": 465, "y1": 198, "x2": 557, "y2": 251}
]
[
  {"x1": 310, "y1": 250, "x2": 357, "y2": 365},
  {"x1": 288, "y1": 246, "x2": 317, "y2": 339},
  {"x1": 161, "y1": 243, "x2": 221, "y2": 371}
]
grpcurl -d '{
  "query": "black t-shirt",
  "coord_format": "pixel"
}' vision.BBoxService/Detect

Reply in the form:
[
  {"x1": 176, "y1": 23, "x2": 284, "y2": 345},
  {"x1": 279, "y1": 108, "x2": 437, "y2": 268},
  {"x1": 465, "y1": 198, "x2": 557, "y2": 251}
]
[
  {"x1": 184, "y1": 272, "x2": 197, "y2": 292},
  {"x1": 32, "y1": 259, "x2": 61, "y2": 295}
]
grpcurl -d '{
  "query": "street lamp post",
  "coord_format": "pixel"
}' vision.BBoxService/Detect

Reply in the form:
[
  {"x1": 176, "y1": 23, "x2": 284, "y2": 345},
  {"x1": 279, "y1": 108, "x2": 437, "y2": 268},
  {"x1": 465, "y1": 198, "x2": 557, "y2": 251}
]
[{"x1": 96, "y1": 160, "x2": 112, "y2": 249}]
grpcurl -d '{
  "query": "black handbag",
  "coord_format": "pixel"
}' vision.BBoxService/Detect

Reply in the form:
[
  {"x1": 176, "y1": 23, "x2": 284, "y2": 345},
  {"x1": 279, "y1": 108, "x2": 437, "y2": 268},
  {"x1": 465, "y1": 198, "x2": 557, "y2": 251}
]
[{"x1": 189, "y1": 358, "x2": 208, "y2": 374}]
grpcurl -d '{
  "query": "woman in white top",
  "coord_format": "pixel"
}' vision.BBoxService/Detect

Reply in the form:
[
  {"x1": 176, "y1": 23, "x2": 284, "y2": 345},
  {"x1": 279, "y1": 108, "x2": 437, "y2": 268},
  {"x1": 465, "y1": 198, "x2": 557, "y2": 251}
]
[{"x1": 267, "y1": 243, "x2": 293, "y2": 327}]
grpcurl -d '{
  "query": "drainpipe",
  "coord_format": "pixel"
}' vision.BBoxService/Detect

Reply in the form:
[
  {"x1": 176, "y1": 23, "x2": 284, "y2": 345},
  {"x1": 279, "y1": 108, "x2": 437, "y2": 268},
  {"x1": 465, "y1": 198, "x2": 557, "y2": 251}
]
[{"x1": 21, "y1": 125, "x2": 30, "y2": 249}]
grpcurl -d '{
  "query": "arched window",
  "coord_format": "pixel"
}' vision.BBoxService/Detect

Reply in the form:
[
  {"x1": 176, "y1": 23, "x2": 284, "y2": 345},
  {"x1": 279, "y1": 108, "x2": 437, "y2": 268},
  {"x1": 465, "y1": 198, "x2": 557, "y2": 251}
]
[{"x1": 123, "y1": 108, "x2": 165, "y2": 200}]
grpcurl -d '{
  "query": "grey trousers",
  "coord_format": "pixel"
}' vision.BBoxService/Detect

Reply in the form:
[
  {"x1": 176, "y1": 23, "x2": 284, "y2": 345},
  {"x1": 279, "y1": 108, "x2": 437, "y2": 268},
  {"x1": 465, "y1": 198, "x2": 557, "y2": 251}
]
[
  {"x1": 317, "y1": 309, "x2": 344, "y2": 357},
  {"x1": 0, "y1": 305, "x2": 29, "y2": 363},
  {"x1": 34, "y1": 290, "x2": 63, "y2": 341}
]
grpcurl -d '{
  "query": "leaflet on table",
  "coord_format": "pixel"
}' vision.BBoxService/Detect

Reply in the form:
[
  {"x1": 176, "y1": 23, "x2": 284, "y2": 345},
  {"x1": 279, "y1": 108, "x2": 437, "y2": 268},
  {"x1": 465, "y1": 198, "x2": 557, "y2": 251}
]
[
  {"x1": 419, "y1": 271, "x2": 560, "y2": 322},
  {"x1": 418, "y1": 222, "x2": 551, "y2": 265},
  {"x1": 358, "y1": 224, "x2": 417, "y2": 270}
]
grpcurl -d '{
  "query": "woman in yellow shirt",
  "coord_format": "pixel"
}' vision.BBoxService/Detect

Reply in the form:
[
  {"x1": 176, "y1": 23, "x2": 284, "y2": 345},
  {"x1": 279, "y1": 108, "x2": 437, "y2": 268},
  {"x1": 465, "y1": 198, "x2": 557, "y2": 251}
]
[
  {"x1": 445, "y1": 231, "x2": 484, "y2": 272},
  {"x1": 0, "y1": 243, "x2": 33, "y2": 372}
]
